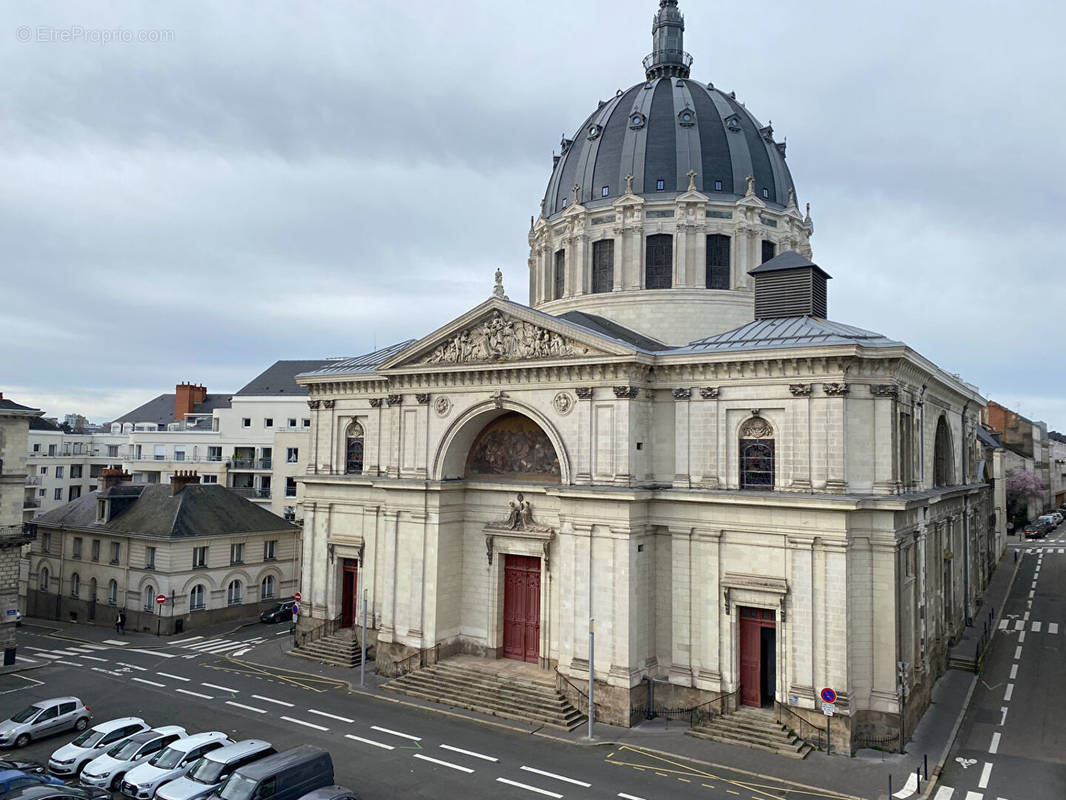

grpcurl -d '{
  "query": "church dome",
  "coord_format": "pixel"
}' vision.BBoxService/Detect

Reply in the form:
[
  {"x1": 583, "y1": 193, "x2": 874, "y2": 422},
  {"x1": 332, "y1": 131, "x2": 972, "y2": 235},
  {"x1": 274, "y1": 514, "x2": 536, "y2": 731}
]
[{"x1": 542, "y1": 3, "x2": 796, "y2": 220}]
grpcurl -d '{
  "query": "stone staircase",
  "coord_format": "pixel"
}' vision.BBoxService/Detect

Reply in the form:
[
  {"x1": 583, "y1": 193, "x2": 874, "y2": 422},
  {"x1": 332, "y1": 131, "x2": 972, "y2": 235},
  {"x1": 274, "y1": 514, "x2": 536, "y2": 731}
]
[
  {"x1": 687, "y1": 706, "x2": 813, "y2": 759},
  {"x1": 288, "y1": 629, "x2": 364, "y2": 669},
  {"x1": 383, "y1": 661, "x2": 585, "y2": 731}
]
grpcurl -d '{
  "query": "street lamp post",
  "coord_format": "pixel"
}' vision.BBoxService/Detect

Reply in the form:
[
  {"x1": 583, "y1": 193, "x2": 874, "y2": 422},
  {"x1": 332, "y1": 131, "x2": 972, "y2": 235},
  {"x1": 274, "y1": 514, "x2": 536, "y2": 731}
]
[{"x1": 587, "y1": 618, "x2": 595, "y2": 740}]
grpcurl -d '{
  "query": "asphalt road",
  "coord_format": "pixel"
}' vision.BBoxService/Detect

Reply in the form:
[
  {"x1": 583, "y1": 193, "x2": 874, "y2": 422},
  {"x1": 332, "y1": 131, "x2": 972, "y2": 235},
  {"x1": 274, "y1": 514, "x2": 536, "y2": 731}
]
[
  {"x1": 936, "y1": 527, "x2": 1066, "y2": 800},
  {"x1": 0, "y1": 627, "x2": 858, "y2": 800}
]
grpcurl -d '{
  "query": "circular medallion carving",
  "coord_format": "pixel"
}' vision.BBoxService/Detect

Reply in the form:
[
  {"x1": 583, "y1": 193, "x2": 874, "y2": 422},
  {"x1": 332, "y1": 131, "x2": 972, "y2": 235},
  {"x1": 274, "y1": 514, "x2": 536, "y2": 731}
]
[
  {"x1": 434, "y1": 396, "x2": 452, "y2": 418},
  {"x1": 553, "y1": 391, "x2": 574, "y2": 416}
]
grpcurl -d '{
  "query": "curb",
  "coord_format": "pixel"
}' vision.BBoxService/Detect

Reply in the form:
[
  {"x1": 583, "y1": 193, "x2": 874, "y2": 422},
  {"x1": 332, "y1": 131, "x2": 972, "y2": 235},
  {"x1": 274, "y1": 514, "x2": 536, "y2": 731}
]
[{"x1": 917, "y1": 549, "x2": 1023, "y2": 800}]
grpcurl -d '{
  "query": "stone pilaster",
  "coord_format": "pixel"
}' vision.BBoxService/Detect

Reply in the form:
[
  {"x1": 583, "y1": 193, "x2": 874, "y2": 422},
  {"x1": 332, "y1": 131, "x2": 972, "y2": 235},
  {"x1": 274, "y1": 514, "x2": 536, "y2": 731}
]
[
  {"x1": 669, "y1": 527, "x2": 693, "y2": 684},
  {"x1": 672, "y1": 388, "x2": 692, "y2": 488}
]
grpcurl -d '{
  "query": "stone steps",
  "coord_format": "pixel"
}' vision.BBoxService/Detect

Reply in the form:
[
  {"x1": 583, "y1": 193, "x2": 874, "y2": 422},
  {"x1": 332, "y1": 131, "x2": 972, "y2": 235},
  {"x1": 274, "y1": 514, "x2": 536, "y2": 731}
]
[
  {"x1": 288, "y1": 632, "x2": 364, "y2": 668},
  {"x1": 384, "y1": 662, "x2": 585, "y2": 731},
  {"x1": 687, "y1": 707, "x2": 813, "y2": 759}
]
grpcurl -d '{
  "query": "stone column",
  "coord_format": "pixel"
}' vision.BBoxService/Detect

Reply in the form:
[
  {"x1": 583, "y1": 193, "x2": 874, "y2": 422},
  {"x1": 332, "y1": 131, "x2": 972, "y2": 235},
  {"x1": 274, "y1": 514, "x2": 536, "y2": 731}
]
[
  {"x1": 669, "y1": 527, "x2": 693, "y2": 684},
  {"x1": 693, "y1": 528, "x2": 722, "y2": 687},
  {"x1": 306, "y1": 400, "x2": 321, "y2": 475},
  {"x1": 378, "y1": 510, "x2": 399, "y2": 642},
  {"x1": 575, "y1": 388, "x2": 593, "y2": 483},
  {"x1": 608, "y1": 529, "x2": 634, "y2": 686},
  {"x1": 673, "y1": 388, "x2": 692, "y2": 488},
  {"x1": 611, "y1": 228, "x2": 625, "y2": 291},
  {"x1": 698, "y1": 387, "x2": 720, "y2": 488},
  {"x1": 823, "y1": 383, "x2": 849, "y2": 492},
  {"x1": 871, "y1": 385, "x2": 899, "y2": 493},
  {"x1": 788, "y1": 385, "x2": 812, "y2": 489},
  {"x1": 573, "y1": 232, "x2": 589, "y2": 296},
  {"x1": 675, "y1": 220, "x2": 687, "y2": 286},
  {"x1": 626, "y1": 216, "x2": 643, "y2": 290},
  {"x1": 787, "y1": 535, "x2": 816, "y2": 700},
  {"x1": 406, "y1": 512, "x2": 427, "y2": 643},
  {"x1": 612, "y1": 386, "x2": 638, "y2": 485},
  {"x1": 568, "y1": 523, "x2": 593, "y2": 673}
]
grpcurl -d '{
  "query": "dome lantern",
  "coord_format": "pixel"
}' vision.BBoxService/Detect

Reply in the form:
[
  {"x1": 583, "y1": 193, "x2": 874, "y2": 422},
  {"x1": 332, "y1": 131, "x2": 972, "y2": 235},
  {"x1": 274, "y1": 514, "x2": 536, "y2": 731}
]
[{"x1": 643, "y1": 0, "x2": 692, "y2": 79}]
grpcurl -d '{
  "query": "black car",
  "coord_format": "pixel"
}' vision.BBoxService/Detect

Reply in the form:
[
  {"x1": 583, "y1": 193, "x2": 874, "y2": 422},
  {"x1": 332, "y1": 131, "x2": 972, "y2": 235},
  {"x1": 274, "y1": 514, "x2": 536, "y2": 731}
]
[
  {"x1": 259, "y1": 600, "x2": 295, "y2": 624},
  {"x1": 0, "y1": 760, "x2": 44, "y2": 775},
  {"x1": 6, "y1": 786, "x2": 111, "y2": 800}
]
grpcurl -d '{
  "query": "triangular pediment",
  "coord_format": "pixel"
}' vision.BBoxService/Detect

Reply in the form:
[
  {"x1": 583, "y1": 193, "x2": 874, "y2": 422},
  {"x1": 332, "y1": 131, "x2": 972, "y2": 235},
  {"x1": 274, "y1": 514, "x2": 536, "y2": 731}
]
[{"x1": 378, "y1": 298, "x2": 636, "y2": 371}]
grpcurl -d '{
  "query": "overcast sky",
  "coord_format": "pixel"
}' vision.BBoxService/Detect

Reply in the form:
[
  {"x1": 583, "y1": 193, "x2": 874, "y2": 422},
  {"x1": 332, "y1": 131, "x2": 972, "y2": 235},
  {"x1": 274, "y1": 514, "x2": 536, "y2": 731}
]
[{"x1": 2, "y1": 0, "x2": 1064, "y2": 431}]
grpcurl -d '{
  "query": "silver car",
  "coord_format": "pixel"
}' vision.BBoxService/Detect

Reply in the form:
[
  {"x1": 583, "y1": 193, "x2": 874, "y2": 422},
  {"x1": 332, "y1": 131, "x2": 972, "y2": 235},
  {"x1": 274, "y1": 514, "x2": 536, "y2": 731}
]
[
  {"x1": 155, "y1": 741, "x2": 274, "y2": 800},
  {"x1": 80, "y1": 726, "x2": 186, "y2": 791},
  {"x1": 0, "y1": 698, "x2": 91, "y2": 749},
  {"x1": 48, "y1": 717, "x2": 149, "y2": 777}
]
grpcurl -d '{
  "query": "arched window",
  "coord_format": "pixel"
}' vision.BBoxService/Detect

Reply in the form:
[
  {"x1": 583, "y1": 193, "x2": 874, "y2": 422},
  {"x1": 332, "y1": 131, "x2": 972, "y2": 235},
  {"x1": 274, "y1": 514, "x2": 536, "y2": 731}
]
[
  {"x1": 465, "y1": 412, "x2": 561, "y2": 483},
  {"x1": 261, "y1": 575, "x2": 276, "y2": 600},
  {"x1": 190, "y1": 584, "x2": 205, "y2": 611},
  {"x1": 227, "y1": 580, "x2": 243, "y2": 606},
  {"x1": 592, "y1": 239, "x2": 614, "y2": 294},
  {"x1": 645, "y1": 234, "x2": 673, "y2": 289},
  {"x1": 143, "y1": 584, "x2": 155, "y2": 612},
  {"x1": 40, "y1": 567, "x2": 50, "y2": 592},
  {"x1": 934, "y1": 416, "x2": 954, "y2": 487},
  {"x1": 553, "y1": 249, "x2": 566, "y2": 300},
  {"x1": 108, "y1": 580, "x2": 118, "y2": 606},
  {"x1": 70, "y1": 572, "x2": 80, "y2": 599},
  {"x1": 345, "y1": 422, "x2": 364, "y2": 475},
  {"x1": 739, "y1": 416, "x2": 775, "y2": 490},
  {"x1": 706, "y1": 234, "x2": 731, "y2": 289}
]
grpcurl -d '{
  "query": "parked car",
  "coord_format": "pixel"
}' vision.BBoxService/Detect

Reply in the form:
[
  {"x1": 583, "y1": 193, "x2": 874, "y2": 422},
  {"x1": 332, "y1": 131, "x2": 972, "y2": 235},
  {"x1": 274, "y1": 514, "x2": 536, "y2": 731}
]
[
  {"x1": 1024, "y1": 523, "x2": 1048, "y2": 539},
  {"x1": 259, "y1": 601, "x2": 295, "y2": 624},
  {"x1": 157, "y1": 740, "x2": 275, "y2": 800},
  {"x1": 296, "y1": 786, "x2": 361, "y2": 800},
  {"x1": 121, "y1": 733, "x2": 232, "y2": 800},
  {"x1": 79, "y1": 727, "x2": 186, "y2": 791},
  {"x1": 0, "y1": 761, "x2": 44, "y2": 776},
  {"x1": 1037, "y1": 514, "x2": 1059, "y2": 529},
  {"x1": 212, "y1": 746, "x2": 333, "y2": 800},
  {"x1": 5, "y1": 786, "x2": 111, "y2": 800},
  {"x1": 0, "y1": 699, "x2": 91, "y2": 749},
  {"x1": 0, "y1": 770, "x2": 64, "y2": 795},
  {"x1": 49, "y1": 718, "x2": 149, "y2": 777}
]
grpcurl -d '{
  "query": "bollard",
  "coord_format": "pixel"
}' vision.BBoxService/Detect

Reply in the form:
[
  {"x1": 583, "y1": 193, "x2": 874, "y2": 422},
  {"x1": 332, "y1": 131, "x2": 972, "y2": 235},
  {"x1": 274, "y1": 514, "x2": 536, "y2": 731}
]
[
  {"x1": 916, "y1": 765, "x2": 922, "y2": 790},
  {"x1": 1014, "y1": 550, "x2": 1018, "y2": 563},
  {"x1": 924, "y1": 753, "x2": 928, "y2": 779},
  {"x1": 889, "y1": 775, "x2": 893, "y2": 796}
]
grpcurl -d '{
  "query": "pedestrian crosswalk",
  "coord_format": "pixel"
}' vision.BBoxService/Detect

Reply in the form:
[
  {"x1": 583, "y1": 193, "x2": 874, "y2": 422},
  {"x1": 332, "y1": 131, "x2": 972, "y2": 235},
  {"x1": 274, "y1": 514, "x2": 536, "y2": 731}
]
[
  {"x1": 998, "y1": 619, "x2": 1059, "y2": 634},
  {"x1": 175, "y1": 635, "x2": 266, "y2": 655},
  {"x1": 926, "y1": 787, "x2": 1009, "y2": 799}
]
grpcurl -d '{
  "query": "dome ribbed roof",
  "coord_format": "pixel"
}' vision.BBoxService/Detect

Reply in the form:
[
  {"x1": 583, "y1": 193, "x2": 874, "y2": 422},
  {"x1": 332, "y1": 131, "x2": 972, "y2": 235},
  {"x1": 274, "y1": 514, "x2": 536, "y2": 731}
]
[{"x1": 542, "y1": 77, "x2": 796, "y2": 220}]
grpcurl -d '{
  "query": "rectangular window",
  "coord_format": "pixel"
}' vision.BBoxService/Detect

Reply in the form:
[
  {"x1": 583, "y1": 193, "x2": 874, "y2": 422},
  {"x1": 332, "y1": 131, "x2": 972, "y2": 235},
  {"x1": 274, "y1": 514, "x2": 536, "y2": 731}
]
[
  {"x1": 761, "y1": 239, "x2": 776, "y2": 264},
  {"x1": 242, "y1": 418, "x2": 251, "y2": 428},
  {"x1": 287, "y1": 418, "x2": 297, "y2": 428},
  {"x1": 264, "y1": 540, "x2": 277, "y2": 561},
  {"x1": 38, "y1": 488, "x2": 45, "y2": 497},
  {"x1": 193, "y1": 546, "x2": 208, "y2": 568},
  {"x1": 553, "y1": 249, "x2": 566, "y2": 300},
  {"x1": 70, "y1": 464, "x2": 83, "y2": 479},
  {"x1": 264, "y1": 418, "x2": 273, "y2": 428},
  {"x1": 107, "y1": 445, "x2": 119, "y2": 457},
  {"x1": 91, "y1": 540, "x2": 100, "y2": 561},
  {"x1": 173, "y1": 446, "x2": 185, "y2": 462},
  {"x1": 48, "y1": 444, "x2": 56, "y2": 456},
  {"x1": 42, "y1": 532, "x2": 51, "y2": 551},
  {"x1": 286, "y1": 477, "x2": 297, "y2": 497},
  {"x1": 655, "y1": 178, "x2": 665, "y2": 191},
  {"x1": 40, "y1": 466, "x2": 47, "y2": 475},
  {"x1": 645, "y1": 234, "x2": 673, "y2": 289},
  {"x1": 146, "y1": 546, "x2": 156, "y2": 569},
  {"x1": 592, "y1": 239, "x2": 614, "y2": 294},
  {"x1": 135, "y1": 445, "x2": 142, "y2": 460},
  {"x1": 32, "y1": 443, "x2": 40, "y2": 453},
  {"x1": 230, "y1": 543, "x2": 244, "y2": 564},
  {"x1": 714, "y1": 179, "x2": 723, "y2": 191},
  {"x1": 72, "y1": 538, "x2": 82, "y2": 559},
  {"x1": 54, "y1": 488, "x2": 62, "y2": 500},
  {"x1": 207, "y1": 446, "x2": 222, "y2": 462},
  {"x1": 68, "y1": 486, "x2": 81, "y2": 501},
  {"x1": 55, "y1": 466, "x2": 64, "y2": 479},
  {"x1": 286, "y1": 447, "x2": 299, "y2": 463},
  {"x1": 110, "y1": 542, "x2": 120, "y2": 564},
  {"x1": 706, "y1": 234, "x2": 731, "y2": 290},
  {"x1": 154, "y1": 445, "x2": 166, "y2": 461},
  {"x1": 302, "y1": 418, "x2": 310, "y2": 428},
  {"x1": 601, "y1": 186, "x2": 609, "y2": 197},
  {"x1": 201, "y1": 474, "x2": 218, "y2": 484}
]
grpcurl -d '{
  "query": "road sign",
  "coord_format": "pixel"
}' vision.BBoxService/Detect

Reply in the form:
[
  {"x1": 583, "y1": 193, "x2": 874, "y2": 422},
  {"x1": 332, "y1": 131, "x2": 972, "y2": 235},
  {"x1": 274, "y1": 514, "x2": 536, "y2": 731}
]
[
  {"x1": 292, "y1": 603, "x2": 299, "y2": 616},
  {"x1": 820, "y1": 687, "x2": 837, "y2": 704},
  {"x1": 294, "y1": 592, "x2": 302, "y2": 602},
  {"x1": 822, "y1": 702, "x2": 835, "y2": 716},
  {"x1": 155, "y1": 594, "x2": 167, "y2": 605}
]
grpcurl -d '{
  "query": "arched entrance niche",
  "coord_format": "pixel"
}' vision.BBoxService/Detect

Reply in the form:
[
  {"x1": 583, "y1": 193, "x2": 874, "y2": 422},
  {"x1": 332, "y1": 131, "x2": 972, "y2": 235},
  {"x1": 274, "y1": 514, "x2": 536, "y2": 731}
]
[{"x1": 933, "y1": 415, "x2": 954, "y2": 487}]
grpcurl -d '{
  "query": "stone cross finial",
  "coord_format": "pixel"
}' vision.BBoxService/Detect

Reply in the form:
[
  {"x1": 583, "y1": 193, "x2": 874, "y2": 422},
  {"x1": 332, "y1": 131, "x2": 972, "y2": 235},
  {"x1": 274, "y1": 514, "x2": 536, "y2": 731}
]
[
  {"x1": 624, "y1": 174, "x2": 634, "y2": 194},
  {"x1": 687, "y1": 170, "x2": 697, "y2": 191},
  {"x1": 745, "y1": 175, "x2": 755, "y2": 196},
  {"x1": 805, "y1": 202, "x2": 811, "y2": 221},
  {"x1": 788, "y1": 187, "x2": 796, "y2": 208},
  {"x1": 492, "y1": 268, "x2": 508, "y2": 300},
  {"x1": 572, "y1": 184, "x2": 581, "y2": 205}
]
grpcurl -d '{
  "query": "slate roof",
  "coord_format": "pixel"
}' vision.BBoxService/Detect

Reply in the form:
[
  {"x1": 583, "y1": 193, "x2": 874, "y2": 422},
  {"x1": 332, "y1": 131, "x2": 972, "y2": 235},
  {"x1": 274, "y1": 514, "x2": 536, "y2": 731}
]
[
  {"x1": 977, "y1": 426, "x2": 1003, "y2": 449},
  {"x1": 110, "y1": 393, "x2": 233, "y2": 427},
  {"x1": 29, "y1": 416, "x2": 62, "y2": 432},
  {"x1": 235, "y1": 360, "x2": 335, "y2": 396},
  {"x1": 35, "y1": 484, "x2": 297, "y2": 538},
  {"x1": 748, "y1": 251, "x2": 832, "y2": 279},
  {"x1": 676, "y1": 316, "x2": 902, "y2": 354},
  {"x1": 0, "y1": 397, "x2": 40, "y2": 412},
  {"x1": 556, "y1": 311, "x2": 670, "y2": 352},
  {"x1": 298, "y1": 341, "x2": 417, "y2": 377}
]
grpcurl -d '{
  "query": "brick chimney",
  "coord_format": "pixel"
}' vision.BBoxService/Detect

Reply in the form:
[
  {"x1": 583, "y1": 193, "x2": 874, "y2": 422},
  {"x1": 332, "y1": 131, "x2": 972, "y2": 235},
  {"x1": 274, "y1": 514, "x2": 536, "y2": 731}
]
[
  {"x1": 171, "y1": 470, "x2": 201, "y2": 495},
  {"x1": 174, "y1": 382, "x2": 207, "y2": 420},
  {"x1": 99, "y1": 469, "x2": 132, "y2": 492}
]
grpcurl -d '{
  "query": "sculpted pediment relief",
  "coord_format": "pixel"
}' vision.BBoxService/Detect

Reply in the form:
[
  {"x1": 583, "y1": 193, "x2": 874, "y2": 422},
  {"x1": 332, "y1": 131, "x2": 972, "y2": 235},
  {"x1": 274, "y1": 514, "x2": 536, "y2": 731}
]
[{"x1": 417, "y1": 310, "x2": 607, "y2": 365}]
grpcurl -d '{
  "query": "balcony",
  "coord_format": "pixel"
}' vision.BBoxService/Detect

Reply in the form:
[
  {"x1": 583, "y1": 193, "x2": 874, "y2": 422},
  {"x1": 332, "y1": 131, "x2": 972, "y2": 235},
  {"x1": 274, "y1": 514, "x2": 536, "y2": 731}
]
[
  {"x1": 23, "y1": 500, "x2": 40, "y2": 509},
  {"x1": 230, "y1": 487, "x2": 271, "y2": 499},
  {"x1": 25, "y1": 476, "x2": 41, "y2": 486},
  {"x1": 228, "y1": 458, "x2": 272, "y2": 471}
]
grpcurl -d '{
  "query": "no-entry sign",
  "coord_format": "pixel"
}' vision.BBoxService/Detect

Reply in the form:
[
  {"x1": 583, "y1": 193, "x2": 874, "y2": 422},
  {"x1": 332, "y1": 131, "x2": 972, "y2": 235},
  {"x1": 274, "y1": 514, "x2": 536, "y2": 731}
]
[
  {"x1": 294, "y1": 592, "x2": 302, "y2": 602},
  {"x1": 155, "y1": 594, "x2": 167, "y2": 605},
  {"x1": 820, "y1": 687, "x2": 837, "y2": 704}
]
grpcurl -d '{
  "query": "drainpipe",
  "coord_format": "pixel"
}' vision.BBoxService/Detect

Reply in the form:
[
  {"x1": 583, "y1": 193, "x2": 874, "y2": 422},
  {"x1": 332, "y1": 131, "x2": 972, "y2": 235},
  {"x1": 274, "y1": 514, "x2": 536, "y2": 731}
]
[
  {"x1": 961, "y1": 401, "x2": 971, "y2": 626},
  {"x1": 918, "y1": 385, "x2": 927, "y2": 486}
]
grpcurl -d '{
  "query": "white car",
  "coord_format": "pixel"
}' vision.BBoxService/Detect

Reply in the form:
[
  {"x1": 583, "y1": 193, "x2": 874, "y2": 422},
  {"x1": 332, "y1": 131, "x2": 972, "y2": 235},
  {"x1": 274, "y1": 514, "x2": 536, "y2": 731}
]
[
  {"x1": 80, "y1": 726, "x2": 186, "y2": 791},
  {"x1": 48, "y1": 717, "x2": 149, "y2": 777},
  {"x1": 120, "y1": 733, "x2": 232, "y2": 800}
]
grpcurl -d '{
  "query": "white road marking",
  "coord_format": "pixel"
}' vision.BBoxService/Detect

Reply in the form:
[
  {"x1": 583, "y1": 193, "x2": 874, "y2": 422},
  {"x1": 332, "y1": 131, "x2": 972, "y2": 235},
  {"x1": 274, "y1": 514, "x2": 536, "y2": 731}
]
[
  {"x1": 520, "y1": 766, "x2": 591, "y2": 788},
  {"x1": 170, "y1": 636, "x2": 204, "y2": 645},
  {"x1": 274, "y1": 630, "x2": 290, "y2": 636},
  {"x1": 1009, "y1": 664, "x2": 1018, "y2": 680},
  {"x1": 344, "y1": 734, "x2": 392, "y2": 750},
  {"x1": 439, "y1": 744, "x2": 498, "y2": 762},
  {"x1": 225, "y1": 701, "x2": 266, "y2": 714},
  {"x1": 82, "y1": 644, "x2": 110, "y2": 651},
  {"x1": 978, "y1": 761, "x2": 992, "y2": 788},
  {"x1": 188, "y1": 639, "x2": 233, "y2": 650},
  {"x1": 892, "y1": 773, "x2": 918, "y2": 797},
  {"x1": 998, "y1": 619, "x2": 1007, "y2": 630},
  {"x1": 989, "y1": 731, "x2": 1000, "y2": 754},
  {"x1": 102, "y1": 639, "x2": 129, "y2": 646},
  {"x1": 56, "y1": 660, "x2": 83, "y2": 667},
  {"x1": 15, "y1": 656, "x2": 38, "y2": 664},
  {"x1": 999, "y1": 706, "x2": 1008, "y2": 725},
  {"x1": 1019, "y1": 631, "x2": 1026, "y2": 643},
  {"x1": 618, "y1": 794, "x2": 649, "y2": 800},
  {"x1": 198, "y1": 642, "x2": 249, "y2": 654},
  {"x1": 157, "y1": 672, "x2": 190, "y2": 682},
  {"x1": 231, "y1": 649, "x2": 251, "y2": 657},
  {"x1": 281, "y1": 716, "x2": 328, "y2": 731},
  {"x1": 25, "y1": 646, "x2": 50, "y2": 652},
  {"x1": 38, "y1": 653, "x2": 64, "y2": 659},
  {"x1": 1023, "y1": 611, "x2": 1030, "y2": 621},
  {"x1": 931, "y1": 788, "x2": 954, "y2": 800},
  {"x1": 1032, "y1": 621, "x2": 1042, "y2": 632},
  {"x1": 176, "y1": 688, "x2": 213, "y2": 699},
  {"x1": 129, "y1": 648, "x2": 177, "y2": 658},
  {"x1": 496, "y1": 778, "x2": 563, "y2": 798},
  {"x1": 132, "y1": 677, "x2": 166, "y2": 687},
  {"x1": 964, "y1": 792, "x2": 982, "y2": 800},
  {"x1": 1059, "y1": 548, "x2": 1065, "y2": 554},
  {"x1": 79, "y1": 655, "x2": 107, "y2": 663},
  {"x1": 1014, "y1": 646, "x2": 1023, "y2": 659},
  {"x1": 252, "y1": 694, "x2": 293, "y2": 707},
  {"x1": 1014, "y1": 620, "x2": 1024, "y2": 630},
  {"x1": 370, "y1": 725, "x2": 421, "y2": 741},
  {"x1": 201, "y1": 683, "x2": 239, "y2": 693},
  {"x1": 1050, "y1": 623, "x2": 1059, "y2": 634},
  {"x1": 65, "y1": 647, "x2": 94, "y2": 654},
  {"x1": 1028, "y1": 590, "x2": 1035, "y2": 599},
  {"x1": 1004, "y1": 683, "x2": 1014, "y2": 701},
  {"x1": 412, "y1": 754, "x2": 474, "y2": 773},
  {"x1": 307, "y1": 709, "x2": 354, "y2": 723},
  {"x1": 116, "y1": 662, "x2": 147, "y2": 671}
]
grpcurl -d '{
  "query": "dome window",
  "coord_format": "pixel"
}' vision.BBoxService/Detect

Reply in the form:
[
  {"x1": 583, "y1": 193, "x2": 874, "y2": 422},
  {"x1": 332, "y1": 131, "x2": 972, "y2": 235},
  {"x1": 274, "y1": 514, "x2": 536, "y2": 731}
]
[
  {"x1": 656, "y1": 179, "x2": 665, "y2": 191},
  {"x1": 562, "y1": 197, "x2": 568, "y2": 208},
  {"x1": 587, "y1": 124, "x2": 602, "y2": 140},
  {"x1": 678, "y1": 107, "x2": 695, "y2": 127},
  {"x1": 601, "y1": 186, "x2": 610, "y2": 198},
  {"x1": 675, "y1": 79, "x2": 685, "y2": 87},
  {"x1": 714, "y1": 180, "x2": 723, "y2": 191},
  {"x1": 762, "y1": 188, "x2": 769, "y2": 199},
  {"x1": 629, "y1": 112, "x2": 647, "y2": 130},
  {"x1": 726, "y1": 115, "x2": 741, "y2": 132},
  {"x1": 644, "y1": 82, "x2": 653, "y2": 90}
]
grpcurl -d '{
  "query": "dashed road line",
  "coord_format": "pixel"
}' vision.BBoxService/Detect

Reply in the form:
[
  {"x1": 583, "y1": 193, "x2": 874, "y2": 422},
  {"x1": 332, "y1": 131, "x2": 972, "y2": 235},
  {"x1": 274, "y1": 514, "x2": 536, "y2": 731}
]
[
  {"x1": 225, "y1": 701, "x2": 266, "y2": 714},
  {"x1": 157, "y1": 672, "x2": 190, "y2": 682},
  {"x1": 1050, "y1": 623, "x2": 1059, "y2": 634},
  {"x1": 370, "y1": 725, "x2": 421, "y2": 741},
  {"x1": 1004, "y1": 683, "x2": 1014, "y2": 702},
  {"x1": 412, "y1": 754, "x2": 474, "y2": 773},
  {"x1": 977, "y1": 761, "x2": 992, "y2": 789},
  {"x1": 344, "y1": 734, "x2": 392, "y2": 750},
  {"x1": 281, "y1": 716, "x2": 328, "y2": 732},
  {"x1": 1014, "y1": 646, "x2": 1022, "y2": 660},
  {"x1": 132, "y1": 677, "x2": 166, "y2": 687},
  {"x1": 117, "y1": 662, "x2": 147, "y2": 671},
  {"x1": 102, "y1": 639, "x2": 129, "y2": 646},
  {"x1": 999, "y1": 706, "x2": 1008, "y2": 726},
  {"x1": 439, "y1": 744, "x2": 497, "y2": 762},
  {"x1": 495, "y1": 778, "x2": 563, "y2": 798},
  {"x1": 56, "y1": 660, "x2": 83, "y2": 667},
  {"x1": 618, "y1": 794, "x2": 648, "y2": 800},
  {"x1": 201, "y1": 682, "x2": 239, "y2": 693},
  {"x1": 252, "y1": 695, "x2": 293, "y2": 707},
  {"x1": 129, "y1": 648, "x2": 177, "y2": 658},
  {"x1": 170, "y1": 636, "x2": 204, "y2": 645},
  {"x1": 79, "y1": 655, "x2": 107, "y2": 663},
  {"x1": 176, "y1": 688, "x2": 213, "y2": 700},
  {"x1": 1009, "y1": 664, "x2": 1017, "y2": 680},
  {"x1": 989, "y1": 731, "x2": 1000, "y2": 754},
  {"x1": 520, "y1": 765, "x2": 591, "y2": 787},
  {"x1": 308, "y1": 709, "x2": 354, "y2": 723}
]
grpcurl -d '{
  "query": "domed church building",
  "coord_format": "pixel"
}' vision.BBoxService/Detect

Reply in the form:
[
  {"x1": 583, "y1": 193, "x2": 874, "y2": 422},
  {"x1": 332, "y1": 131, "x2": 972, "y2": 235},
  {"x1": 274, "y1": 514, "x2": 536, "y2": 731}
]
[{"x1": 295, "y1": 2, "x2": 997, "y2": 752}]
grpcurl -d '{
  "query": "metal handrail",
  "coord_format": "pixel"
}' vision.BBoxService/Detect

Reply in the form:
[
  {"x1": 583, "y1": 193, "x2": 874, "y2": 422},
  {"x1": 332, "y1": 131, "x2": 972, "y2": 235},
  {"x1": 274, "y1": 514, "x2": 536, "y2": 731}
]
[
  {"x1": 553, "y1": 666, "x2": 596, "y2": 716},
  {"x1": 395, "y1": 643, "x2": 439, "y2": 676},
  {"x1": 776, "y1": 702, "x2": 828, "y2": 750}
]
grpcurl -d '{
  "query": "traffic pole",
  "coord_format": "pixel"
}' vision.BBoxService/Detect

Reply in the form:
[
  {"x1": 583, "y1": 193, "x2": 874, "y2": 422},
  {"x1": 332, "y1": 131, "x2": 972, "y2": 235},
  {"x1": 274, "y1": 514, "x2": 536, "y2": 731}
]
[
  {"x1": 587, "y1": 618, "x2": 595, "y2": 740},
  {"x1": 360, "y1": 589, "x2": 368, "y2": 687}
]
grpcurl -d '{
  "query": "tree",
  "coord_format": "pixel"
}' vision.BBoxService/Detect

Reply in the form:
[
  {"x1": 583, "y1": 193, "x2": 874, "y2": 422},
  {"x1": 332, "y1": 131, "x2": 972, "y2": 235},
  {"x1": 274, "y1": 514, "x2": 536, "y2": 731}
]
[{"x1": 1005, "y1": 469, "x2": 1044, "y2": 524}]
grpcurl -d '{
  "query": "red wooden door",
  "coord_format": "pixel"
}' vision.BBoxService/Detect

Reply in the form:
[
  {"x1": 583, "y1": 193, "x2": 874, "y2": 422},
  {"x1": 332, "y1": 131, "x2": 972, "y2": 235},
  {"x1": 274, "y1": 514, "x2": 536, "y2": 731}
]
[
  {"x1": 503, "y1": 555, "x2": 541, "y2": 663},
  {"x1": 341, "y1": 559, "x2": 358, "y2": 628},
  {"x1": 739, "y1": 607, "x2": 776, "y2": 707}
]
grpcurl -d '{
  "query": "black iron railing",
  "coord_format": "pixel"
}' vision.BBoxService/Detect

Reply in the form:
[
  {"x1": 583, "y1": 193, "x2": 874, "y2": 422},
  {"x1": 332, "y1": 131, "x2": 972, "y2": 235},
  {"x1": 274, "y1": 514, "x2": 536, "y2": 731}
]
[
  {"x1": 776, "y1": 702, "x2": 828, "y2": 750},
  {"x1": 394, "y1": 643, "x2": 439, "y2": 676}
]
